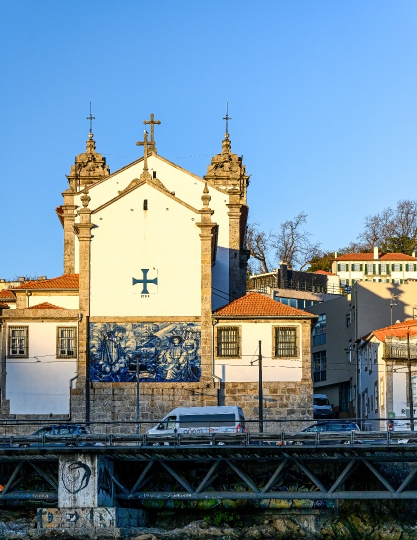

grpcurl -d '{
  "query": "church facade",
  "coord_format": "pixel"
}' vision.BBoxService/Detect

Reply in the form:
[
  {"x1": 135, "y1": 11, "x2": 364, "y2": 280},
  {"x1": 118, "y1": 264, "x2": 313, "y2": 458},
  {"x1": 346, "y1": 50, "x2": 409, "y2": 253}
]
[{"x1": 0, "y1": 115, "x2": 314, "y2": 426}]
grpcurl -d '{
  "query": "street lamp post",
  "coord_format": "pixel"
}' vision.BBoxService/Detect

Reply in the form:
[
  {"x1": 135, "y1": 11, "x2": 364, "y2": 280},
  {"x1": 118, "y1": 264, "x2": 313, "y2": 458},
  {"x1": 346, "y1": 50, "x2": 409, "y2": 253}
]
[{"x1": 390, "y1": 294, "x2": 401, "y2": 326}]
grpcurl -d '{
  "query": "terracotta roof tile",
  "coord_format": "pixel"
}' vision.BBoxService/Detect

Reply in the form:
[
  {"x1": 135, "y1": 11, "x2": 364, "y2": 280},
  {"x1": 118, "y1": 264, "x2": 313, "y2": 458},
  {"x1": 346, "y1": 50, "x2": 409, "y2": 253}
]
[
  {"x1": 335, "y1": 253, "x2": 416, "y2": 261},
  {"x1": 213, "y1": 292, "x2": 315, "y2": 317},
  {"x1": 369, "y1": 319, "x2": 417, "y2": 342},
  {"x1": 314, "y1": 270, "x2": 336, "y2": 275},
  {"x1": 0, "y1": 289, "x2": 16, "y2": 300},
  {"x1": 12, "y1": 274, "x2": 79, "y2": 290},
  {"x1": 28, "y1": 302, "x2": 65, "y2": 310}
]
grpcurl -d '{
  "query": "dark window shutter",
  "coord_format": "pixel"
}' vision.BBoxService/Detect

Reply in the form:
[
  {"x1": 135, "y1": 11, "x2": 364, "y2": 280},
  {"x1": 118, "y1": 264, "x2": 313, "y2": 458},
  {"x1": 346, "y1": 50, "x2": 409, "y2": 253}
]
[
  {"x1": 378, "y1": 264, "x2": 381, "y2": 274},
  {"x1": 338, "y1": 264, "x2": 341, "y2": 272},
  {"x1": 373, "y1": 264, "x2": 376, "y2": 275},
  {"x1": 392, "y1": 264, "x2": 395, "y2": 271},
  {"x1": 360, "y1": 264, "x2": 363, "y2": 271},
  {"x1": 414, "y1": 264, "x2": 416, "y2": 272},
  {"x1": 400, "y1": 279, "x2": 403, "y2": 284},
  {"x1": 400, "y1": 264, "x2": 403, "y2": 271}
]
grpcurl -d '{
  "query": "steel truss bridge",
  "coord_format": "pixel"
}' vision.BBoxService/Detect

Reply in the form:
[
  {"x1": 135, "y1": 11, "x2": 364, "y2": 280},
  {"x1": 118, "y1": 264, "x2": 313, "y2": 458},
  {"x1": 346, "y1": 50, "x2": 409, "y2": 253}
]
[{"x1": 1, "y1": 435, "x2": 417, "y2": 502}]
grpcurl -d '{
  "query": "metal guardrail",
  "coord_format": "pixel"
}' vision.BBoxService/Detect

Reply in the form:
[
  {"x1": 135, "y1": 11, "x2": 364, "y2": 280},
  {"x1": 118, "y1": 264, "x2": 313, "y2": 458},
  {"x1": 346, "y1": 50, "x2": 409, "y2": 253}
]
[{"x1": 0, "y1": 430, "x2": 415, "y2": 448}]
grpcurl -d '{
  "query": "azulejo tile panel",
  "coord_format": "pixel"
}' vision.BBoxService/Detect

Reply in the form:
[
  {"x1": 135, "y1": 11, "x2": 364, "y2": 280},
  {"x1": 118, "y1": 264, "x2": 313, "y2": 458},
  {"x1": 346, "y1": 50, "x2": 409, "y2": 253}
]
[{"x1": 89, "y1": 322, "x2": 201, "y2": 382}]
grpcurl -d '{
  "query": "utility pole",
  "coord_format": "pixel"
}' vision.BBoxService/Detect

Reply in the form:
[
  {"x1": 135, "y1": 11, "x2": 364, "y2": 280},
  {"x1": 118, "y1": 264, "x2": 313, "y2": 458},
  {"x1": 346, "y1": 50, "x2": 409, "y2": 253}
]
[
  {"x1": 407, "y1": 332, "x2": 415, "y2": 432},
  {"x1": 251, "y1": 341, "x2": 264, "y2": 432},
  {"x1": 136, "y1": 357, "x2": 140, "y2": 435},
  {"x1": 258, "y1": 341, "x2": 263, "y2": 433}
]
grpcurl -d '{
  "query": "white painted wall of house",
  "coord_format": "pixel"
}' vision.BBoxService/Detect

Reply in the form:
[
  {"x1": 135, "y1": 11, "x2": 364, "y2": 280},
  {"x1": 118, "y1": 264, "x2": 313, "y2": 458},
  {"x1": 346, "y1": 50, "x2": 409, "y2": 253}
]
[
  {"x1": 6, "y1": 322, "x2": 77, "y2": 414},
  {"x1": 214, "y1": 321, "x2": 303, "y2": 382}
]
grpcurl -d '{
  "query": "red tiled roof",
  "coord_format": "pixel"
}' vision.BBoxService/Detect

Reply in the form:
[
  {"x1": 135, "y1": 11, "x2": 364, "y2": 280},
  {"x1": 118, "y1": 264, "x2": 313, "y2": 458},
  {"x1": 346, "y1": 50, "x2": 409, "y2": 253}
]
[
  {"x1": 369, "y1": 319, "x2": 417, "y2": 342},
  {"x1": 0, "y1": 289, "x2": 16, "y2": 300},
  {"x1": 335, "y1": 253, "x2": 416, "y2": 261},
  {"x1": 314, "y1": 270, "x2": 336, "y2": 275},
  {"x1": 12, "y1": 274, "x2": 79, "y2": 290},
  {"x1": 28, "y1": 302, "x2": 64, "y2": 310},
  {"x1": 213, "y1": 292, "x2": 315, "y2": 317}
]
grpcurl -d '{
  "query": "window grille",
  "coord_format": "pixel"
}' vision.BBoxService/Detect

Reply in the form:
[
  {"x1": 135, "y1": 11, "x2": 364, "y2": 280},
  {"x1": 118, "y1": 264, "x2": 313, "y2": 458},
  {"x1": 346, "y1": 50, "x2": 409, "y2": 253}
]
[
  {"x1": 57, "y1": 327, "x2": 77, "y2": 358},
  {"x1": 274, "y1": 327, "x2": 298, "y2": 357},
  {"x1": 9, "y1": 327, "x2": 28, "y2": 357},
  {"x1": 216, "y1": 327, "x2": 240, "y2": 357}
]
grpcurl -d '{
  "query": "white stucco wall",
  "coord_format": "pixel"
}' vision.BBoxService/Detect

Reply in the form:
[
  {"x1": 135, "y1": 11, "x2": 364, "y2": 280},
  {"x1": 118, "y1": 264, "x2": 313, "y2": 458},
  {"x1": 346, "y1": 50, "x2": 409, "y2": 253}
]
[
  {"x1": 90, "y1": 183, "x2": 202, "y2": 317},
  {"x1": 214, "y1": 321, "x2": 303, "y2": 382},
  {"x1": 73, "y1": 154, "x2": 232, "y2": 310},
  {"x1": 6, "y1": 322, "x2": 77, "y2": 414}
]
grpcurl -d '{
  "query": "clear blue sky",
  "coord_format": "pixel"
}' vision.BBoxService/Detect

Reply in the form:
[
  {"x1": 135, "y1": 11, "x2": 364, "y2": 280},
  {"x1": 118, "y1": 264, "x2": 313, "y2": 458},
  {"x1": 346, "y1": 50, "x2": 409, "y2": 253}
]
[{"x1": 1, "y1": 1, "x2": 417, "y2": 279}]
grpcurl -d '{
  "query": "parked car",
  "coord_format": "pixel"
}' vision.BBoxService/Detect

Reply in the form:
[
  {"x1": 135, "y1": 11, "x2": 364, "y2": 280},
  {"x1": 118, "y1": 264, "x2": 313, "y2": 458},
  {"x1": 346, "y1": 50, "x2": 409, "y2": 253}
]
[
  {"x1": 18, "y1": 424, "x2": 90, "y2": 447},
  {"x1": 291, "y1": 421, "x2": 360, "y2": 445}
]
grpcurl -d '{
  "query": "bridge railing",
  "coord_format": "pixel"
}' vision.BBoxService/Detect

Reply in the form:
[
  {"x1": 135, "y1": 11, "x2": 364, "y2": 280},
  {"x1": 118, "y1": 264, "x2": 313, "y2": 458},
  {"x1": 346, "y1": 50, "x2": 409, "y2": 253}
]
[{"x1": 0, "y1": 417, "x2": 413, "y2": 448}]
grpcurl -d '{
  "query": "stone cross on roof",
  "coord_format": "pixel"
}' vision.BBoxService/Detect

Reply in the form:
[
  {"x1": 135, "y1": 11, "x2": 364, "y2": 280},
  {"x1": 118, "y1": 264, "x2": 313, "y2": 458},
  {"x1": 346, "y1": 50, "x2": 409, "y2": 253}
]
[
  {"x1": 143, "y1": 113, "x2": 161, "y2": 153},
  {"x1": 223, "y1": 101, "x2": 232, "y2": 135},
  {"x1": 136, "y1": 130, "x2": 151, "y2": 181},
  {"x1": 86, "y1": 101, "x2": 95, "y2": 140}
]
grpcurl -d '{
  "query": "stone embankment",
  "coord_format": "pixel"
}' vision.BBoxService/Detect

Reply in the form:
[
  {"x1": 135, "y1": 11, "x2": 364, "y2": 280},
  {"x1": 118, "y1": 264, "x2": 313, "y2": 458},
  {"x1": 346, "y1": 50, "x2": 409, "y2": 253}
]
[{"x1": 0, "y1": 504, "x2": 416, "y2": 539}]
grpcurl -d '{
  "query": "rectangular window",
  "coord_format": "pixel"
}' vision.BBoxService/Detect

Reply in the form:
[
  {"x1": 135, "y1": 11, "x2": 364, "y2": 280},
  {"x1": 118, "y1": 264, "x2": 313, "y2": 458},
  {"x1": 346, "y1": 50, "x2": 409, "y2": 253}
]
[
  {"x1": 374, "y1": 381, "x2": 378, "y2": 413},
  {"x1": 366, "y1": 264, "x2": 373, "y2": 274},
  {"x1": 380, "y1": 264, "x2": 387, "y2": 274},
  {"x1": 8, "y1": 327, "x2": 28, "y2": 357},
  {"x1": 274, "y1": 327, "x2": 298, "y2": 357},
  {"x1": 340, "y1": 381, "x2": 350, "y2": 412},
  {"x1": 353, "y1": 263, "x2": 361, "y2": 272},
  {"x1": 216, "y1": 327, "x2": 240, "y2": 357},
  {"x1": 339, "y1": 264, "x2": 347, "y2": 272},
  {"x1": 346, "y1": 313, "x2": 351, "y2": 327},
  {"x1": 380, "y1": 378, "x2": 384, "y2": 410},
  {"x1": 57, "y1": 327, "x2": 77, "y2": 358},
  {"x1": 393, "y1": 264, "x2": 400, "y2": 272},
  {"x1": 313, "y1": 351, "x2": 326, "y2": 382},
  {"x1": 312, "y1": 314, "x2": 326, "y2": 346}
]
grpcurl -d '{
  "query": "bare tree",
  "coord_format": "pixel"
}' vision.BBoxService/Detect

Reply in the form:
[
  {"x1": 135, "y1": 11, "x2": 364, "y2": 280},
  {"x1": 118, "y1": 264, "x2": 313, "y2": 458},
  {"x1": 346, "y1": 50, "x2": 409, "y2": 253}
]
[
  {"x1": 246, "y1": 223, "x2": 272, "y2": 274},
  {"x1": 272, "y1": 212, "x2": 321, "y2": 270},
  {"x1": 359, "y1": 200, "x2": 417, "y2": 251}
]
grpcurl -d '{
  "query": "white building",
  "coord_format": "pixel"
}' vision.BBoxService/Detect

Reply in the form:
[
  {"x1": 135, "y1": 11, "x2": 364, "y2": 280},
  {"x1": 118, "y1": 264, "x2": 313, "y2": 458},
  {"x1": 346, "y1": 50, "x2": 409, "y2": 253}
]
[
  {"x1": 0, "y1": 116, "x2": 314, "y2": 422},
  {"x1": 358, "y1": 318, "x2": 417, "y2": 430},
  {"x1": 333, "y1": 247, "x2": 417, "y2": 288}
]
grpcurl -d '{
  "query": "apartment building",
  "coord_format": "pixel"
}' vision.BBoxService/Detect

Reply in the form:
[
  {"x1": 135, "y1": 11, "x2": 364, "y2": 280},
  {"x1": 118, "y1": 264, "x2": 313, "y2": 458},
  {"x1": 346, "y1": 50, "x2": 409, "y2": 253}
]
[
  {"x1": 306, "y1": 280, "x2": 417, "y2": 419},
  {"x1": 333, "y1": 247, "x2": 417, "y2": 287}
]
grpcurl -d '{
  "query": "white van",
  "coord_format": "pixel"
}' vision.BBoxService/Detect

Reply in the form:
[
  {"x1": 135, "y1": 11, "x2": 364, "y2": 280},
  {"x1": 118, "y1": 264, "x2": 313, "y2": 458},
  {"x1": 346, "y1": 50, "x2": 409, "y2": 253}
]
[
  {"x1": 146, "y1": 406, "x2": 246, "y2": 436},
  {"x1": 313, "y1": 394, "x2": 333, "y2": 419}
]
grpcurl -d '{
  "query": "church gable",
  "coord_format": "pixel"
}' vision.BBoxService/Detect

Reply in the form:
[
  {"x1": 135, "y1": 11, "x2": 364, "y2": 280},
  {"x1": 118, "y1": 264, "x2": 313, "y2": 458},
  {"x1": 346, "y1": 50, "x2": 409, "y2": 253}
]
[{"x1": 89, "y1": 181, "x2": 203, "y2": 317}]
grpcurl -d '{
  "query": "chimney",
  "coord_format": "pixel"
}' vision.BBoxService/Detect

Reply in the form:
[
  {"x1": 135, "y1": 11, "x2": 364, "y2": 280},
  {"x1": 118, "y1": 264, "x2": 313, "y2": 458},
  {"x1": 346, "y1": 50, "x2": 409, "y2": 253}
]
[
  {"x1": 412, "y1": 251, "x2": 416, "y2": 258},
  {"x1": 18, "y1": 277, "x2": 25, "y2": 283},
  {"x1": 334, "y1": 251, "x2": 338, "y2": 258},
  {"x1": 37, "y1": 276, "x2": 47, "y2": 281},
  {"x1": 373, "y1": 246, "x2": 379, "y2": 260}
]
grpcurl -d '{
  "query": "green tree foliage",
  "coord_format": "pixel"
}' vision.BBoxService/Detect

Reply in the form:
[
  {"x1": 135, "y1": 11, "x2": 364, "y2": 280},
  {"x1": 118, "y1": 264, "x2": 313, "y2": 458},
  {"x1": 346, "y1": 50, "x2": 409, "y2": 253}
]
[{"x1": 380, "y1": 235, "x2": 416, "y2": 256}]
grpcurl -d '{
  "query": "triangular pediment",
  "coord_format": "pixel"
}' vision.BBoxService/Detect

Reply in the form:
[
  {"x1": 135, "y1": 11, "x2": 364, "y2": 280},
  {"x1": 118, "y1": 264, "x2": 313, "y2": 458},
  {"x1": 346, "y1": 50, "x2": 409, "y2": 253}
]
[{"x1": 92, "y1": 176, "x2": 199, "y2": 215}]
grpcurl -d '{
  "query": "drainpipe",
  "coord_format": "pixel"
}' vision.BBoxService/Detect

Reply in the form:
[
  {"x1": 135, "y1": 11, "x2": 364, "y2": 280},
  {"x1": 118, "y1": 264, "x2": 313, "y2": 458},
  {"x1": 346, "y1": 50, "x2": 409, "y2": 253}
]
[{"x1": 212, "y1": 319, "x2": 223, "y2": 405}]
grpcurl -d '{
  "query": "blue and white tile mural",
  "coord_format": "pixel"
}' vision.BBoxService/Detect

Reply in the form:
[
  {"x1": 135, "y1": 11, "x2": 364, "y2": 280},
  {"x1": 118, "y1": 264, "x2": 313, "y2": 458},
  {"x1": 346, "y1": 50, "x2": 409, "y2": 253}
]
[{"x1": 89, "y1": 322, "x2": 201, "y2": 382}]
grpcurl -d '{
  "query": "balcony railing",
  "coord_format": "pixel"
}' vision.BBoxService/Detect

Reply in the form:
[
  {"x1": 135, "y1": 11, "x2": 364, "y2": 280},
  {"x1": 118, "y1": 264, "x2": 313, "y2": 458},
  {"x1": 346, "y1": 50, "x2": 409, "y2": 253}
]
[{"x1": 384, "y1": 343, "x2": 417, "y2": 360}]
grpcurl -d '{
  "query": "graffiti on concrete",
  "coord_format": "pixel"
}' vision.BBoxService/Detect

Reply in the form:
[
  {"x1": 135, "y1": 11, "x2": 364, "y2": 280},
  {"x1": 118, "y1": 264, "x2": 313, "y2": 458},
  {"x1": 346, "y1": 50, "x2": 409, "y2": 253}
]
[
  {"x1": 61, "y1": 461, "x2": 91, "y2": 494},
  {"x1": 89, "y1": 322, "x2": 201, "y2": 382},
  {"x1": 98, "y1": 464, "x2": 113, "y2": 498}
]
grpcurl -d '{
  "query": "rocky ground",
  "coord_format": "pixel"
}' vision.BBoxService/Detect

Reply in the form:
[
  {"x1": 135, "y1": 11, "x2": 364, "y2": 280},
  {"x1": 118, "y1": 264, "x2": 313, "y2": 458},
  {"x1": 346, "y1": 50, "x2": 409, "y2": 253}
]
[{"x1": 0, "y1": 502, "x2": 416, "y2": 539}]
